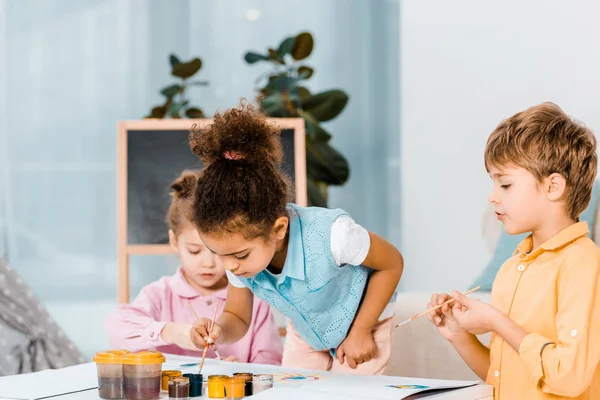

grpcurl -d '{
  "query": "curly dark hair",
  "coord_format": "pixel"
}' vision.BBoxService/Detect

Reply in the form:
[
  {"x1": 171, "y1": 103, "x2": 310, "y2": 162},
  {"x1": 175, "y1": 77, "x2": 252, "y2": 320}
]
[{"x1": 188, "y1": 101, "x2": 290, "y2": 239}]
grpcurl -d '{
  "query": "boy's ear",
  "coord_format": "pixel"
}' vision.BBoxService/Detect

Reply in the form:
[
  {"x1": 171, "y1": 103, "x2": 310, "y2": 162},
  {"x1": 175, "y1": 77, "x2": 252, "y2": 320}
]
[
  {"x1": 546, "y1": 173, "x2": 567, "y2": 201},
  {"x1": 271, "y1": 216, "x2": 289, "y2": 241},
  {"x1": 168, "y1": 229, "x2": 179, "y2": 252}
]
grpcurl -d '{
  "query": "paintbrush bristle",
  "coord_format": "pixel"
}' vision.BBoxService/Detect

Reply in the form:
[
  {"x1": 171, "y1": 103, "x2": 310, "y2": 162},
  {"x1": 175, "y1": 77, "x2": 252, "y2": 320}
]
[{"x1": 395, "y1": 318, "x2": 412, "y2": 328}]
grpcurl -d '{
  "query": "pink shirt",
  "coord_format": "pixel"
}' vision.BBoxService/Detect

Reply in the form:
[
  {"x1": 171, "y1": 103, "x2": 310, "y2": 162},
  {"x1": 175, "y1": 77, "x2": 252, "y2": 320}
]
[{"x1": 105, "y1": 268, "x2": 283, "y2": 365}]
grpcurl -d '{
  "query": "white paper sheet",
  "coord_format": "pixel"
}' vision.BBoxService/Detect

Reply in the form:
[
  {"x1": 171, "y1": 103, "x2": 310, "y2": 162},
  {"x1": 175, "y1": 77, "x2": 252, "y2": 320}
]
[
  {"x1": 0, "y1": 362, "x2": 97, "y2": 400},
  {"x1": 251, "y1": 386, "x2": 366, "y2": 400},
  {"x1": 295, "y1": 375, "x2": 478, "y2": 400}
]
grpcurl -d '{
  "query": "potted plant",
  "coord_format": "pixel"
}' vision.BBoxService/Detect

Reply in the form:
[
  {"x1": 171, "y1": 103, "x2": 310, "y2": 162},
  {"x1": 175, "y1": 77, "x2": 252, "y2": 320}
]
[
  {"x1": 244, "y1": 32, "x2": 350, "y2": 207},
  {"x1": 145, "y1": 54, "x2": 208, "y2": 119}
]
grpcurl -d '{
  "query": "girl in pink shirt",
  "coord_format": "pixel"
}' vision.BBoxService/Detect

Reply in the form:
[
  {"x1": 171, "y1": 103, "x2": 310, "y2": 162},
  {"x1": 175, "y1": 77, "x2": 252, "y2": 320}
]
[{"x1": 105, "y1": 170, "x2": 283, "y2": 365}]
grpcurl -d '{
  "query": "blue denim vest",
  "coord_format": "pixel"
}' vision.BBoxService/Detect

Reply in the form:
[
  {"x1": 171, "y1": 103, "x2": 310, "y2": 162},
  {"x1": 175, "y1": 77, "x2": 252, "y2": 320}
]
[{"x1": 237, "y1": 204, "x2": 372, "y2": 351}]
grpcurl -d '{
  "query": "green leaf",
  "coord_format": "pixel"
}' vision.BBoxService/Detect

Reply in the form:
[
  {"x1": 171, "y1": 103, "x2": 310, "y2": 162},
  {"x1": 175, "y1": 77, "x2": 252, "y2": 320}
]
[
  {"x1": 306, "y1": 139, "x2": 350, "y2": 185},
  {"x1": 298, "y1": 66, "x2": 314, "y2": 79},
  {"x1": 172, "y1": 58, "x2": 202, "y2": 79},
  {"x1": 260, "y1": 93, "x2": 288, "y2": 117},
  {"x1": 277, "y1": 36, "x2": 296, "y2": 58},
  {"x1": 297, "y1": 86, "x2": 311, "y2": 100},
  {"x1": 268, "y1": 48, "x2": 284, "y2": 64},
  {"x1": 312, "y1": 124, "x2": 332, "y2": 142},
  {"x1": 307, "y1": 178, "x2": 328, "y2": 207},
  {"x1": 267, "y1": 75, "x2": 299, "y2": 93},
  {"x1": 147, "y1": 105, "x2": 167, "y2": 119},
  {"x1": 302, "y1": 90, "x2": 349, "y2": 122},
  {"x1": 291, "y1": 32, "x2": 314, "y2": 60},
  {"x1": 298, "y1": 110, "x2": 332, "y2": 142},
  {"x1": 189, "y1": 81, "x2": 209, "y2": 86},
  {"x1": 168, "y1": 102, "x2": 185, "y2": 117},
  {"x1": 244, "y1": 52, "x2": 270, "y2": 64},
  {"x1": 169, "y1": 54, "x2": 181, "y2": 68},
  {"x1": 185, "y1": 107, "x2": 205, "y2": 118},
  {"x1": 160, "y1": 84, "x2": 181, "y2": 98}
]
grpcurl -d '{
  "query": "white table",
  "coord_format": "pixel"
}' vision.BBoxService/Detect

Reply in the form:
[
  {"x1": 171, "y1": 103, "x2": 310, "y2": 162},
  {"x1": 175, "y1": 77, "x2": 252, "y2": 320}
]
[
  {"x1": 53, "y1": 385, "x2": 493, "y2": 399},
  {"x1": 0, "y1": 355, "x2": 493, "y2": 400}
]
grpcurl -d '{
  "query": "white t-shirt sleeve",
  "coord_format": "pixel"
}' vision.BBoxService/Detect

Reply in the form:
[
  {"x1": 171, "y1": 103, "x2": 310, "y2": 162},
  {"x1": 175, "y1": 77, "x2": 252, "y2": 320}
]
[
  {"x1": 225, "y1": 270, "x2": 246, "y2": 288},
  {"x1": 330, "y1": 216, "x2": 371, "y2": 267}
]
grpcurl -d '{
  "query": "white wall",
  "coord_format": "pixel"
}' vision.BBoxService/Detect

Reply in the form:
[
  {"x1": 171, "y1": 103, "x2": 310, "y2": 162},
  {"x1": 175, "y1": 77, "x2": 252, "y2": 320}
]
[{"x1": 400, "y1": 0, "x2": 600, "y2": 291}]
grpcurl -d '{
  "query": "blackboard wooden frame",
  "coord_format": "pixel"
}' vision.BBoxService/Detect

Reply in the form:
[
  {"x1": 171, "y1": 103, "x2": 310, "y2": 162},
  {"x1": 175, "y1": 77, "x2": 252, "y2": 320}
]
[{"x1": 117, "y1": 118, "x2": 307, "y2": 303}]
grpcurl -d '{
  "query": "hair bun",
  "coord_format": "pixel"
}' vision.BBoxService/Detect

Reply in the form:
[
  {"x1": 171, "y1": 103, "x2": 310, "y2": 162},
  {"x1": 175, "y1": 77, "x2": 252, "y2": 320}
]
[
  {"x1": 189, "y1": 100, "x2": 283, "y2": 166},
  {"x1": 170, "y1": 170, "x2": 200, "y2": 199}
]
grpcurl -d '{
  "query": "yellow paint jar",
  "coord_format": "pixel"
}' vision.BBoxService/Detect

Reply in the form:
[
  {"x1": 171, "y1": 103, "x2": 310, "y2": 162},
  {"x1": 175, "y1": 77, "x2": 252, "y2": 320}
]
[
  {"x1": 207, "y1": 375, "x2": 228, "y2": 399},
  {"x1": 225, "y1": 376, "x2": 246, "y2": 400}
]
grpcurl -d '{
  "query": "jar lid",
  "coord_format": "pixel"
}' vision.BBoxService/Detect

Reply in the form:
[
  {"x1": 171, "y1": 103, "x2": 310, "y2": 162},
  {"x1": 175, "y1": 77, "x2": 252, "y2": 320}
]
[
  {"x1": 208, "y1": 375, "x2": 229, "y2": 381},
  {"x1": 163, "y1": 370, "x2": 182, "y2": 377},
  {"x1": 122, "y1": 351, "x2": 166, "y2": 365},
  {"x1": 93, "y1": 350, "x2": 131, "y2": 364},
  {"x1": 182, "y1": 373, "x2": 203, "y2": 382},
  {"x1": 253, "y1": 374, "x2": 273, "y2": 382},
  {"x1": 169, "y1": 377, "x2": 190, "y2": 386}
]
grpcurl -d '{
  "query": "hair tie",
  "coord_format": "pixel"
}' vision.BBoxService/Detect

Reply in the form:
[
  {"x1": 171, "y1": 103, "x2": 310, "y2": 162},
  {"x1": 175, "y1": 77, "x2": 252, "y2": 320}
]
[{"x1": 224, "y1": 151, "x2": 244, "y2": 160}]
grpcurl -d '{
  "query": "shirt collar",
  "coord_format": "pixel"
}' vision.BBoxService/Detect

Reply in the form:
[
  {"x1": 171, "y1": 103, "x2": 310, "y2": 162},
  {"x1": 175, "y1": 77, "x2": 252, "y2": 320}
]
[
  {"x1": 252, "y1": 206, "x2": 306, "y2": 287},
  {"x1": 171, "y1": 267, "x2": 228, "y2": 300},
  {"x1": 514, "y1": 221, "x2": 590, "y2": 257},
  {"x1": 280, "y1": 206, "x2": 306, "y2": 281}
]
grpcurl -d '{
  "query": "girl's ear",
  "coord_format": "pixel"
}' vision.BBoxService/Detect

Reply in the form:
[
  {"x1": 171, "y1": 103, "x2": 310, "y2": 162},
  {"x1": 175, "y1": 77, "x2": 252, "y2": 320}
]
[{"x1": 271, "y1": 216, "x2": 289, "y2": 241}]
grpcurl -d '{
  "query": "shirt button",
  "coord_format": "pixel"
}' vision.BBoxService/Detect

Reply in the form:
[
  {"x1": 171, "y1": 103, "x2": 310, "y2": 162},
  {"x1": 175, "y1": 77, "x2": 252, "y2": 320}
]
[
  {"x1": 517, "y1": 264, "x2": 525, "y2": 272},
  {"x1": 494, "y1": 370, "x2": 500, "y2": 377},
  {"x1": 207, "y1": 300, "x2": 213, "y2": 306},
  {"x1": 150, "y1": 332, "x2": 155, "y2": 338},
  {"x1": 571, "y1": 329, "x2": 578, "y2": 337}
]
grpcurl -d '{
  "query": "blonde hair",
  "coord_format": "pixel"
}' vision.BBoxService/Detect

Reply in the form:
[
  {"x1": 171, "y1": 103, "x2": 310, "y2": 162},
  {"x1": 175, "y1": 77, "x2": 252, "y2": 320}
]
[{"x1": 485, "y1": 102, "x2": 597, "y2": 220}]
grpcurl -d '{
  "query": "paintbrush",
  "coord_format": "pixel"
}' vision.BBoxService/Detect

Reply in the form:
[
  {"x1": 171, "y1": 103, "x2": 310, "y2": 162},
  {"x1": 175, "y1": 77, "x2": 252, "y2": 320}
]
[
  {"x1": 188, "y1": 302, "x2": 222, "y2": 359},
  {"x1": 395, "y1": 286, "x2": 481, "y2": 328},
  {"x1": 198, "y1": 299, "x2": 220, "y2": 372}
]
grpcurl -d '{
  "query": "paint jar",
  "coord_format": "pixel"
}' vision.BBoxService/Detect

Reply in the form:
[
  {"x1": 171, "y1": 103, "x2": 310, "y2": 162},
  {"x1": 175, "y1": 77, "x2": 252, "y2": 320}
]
[
  {"x1": 207, "y1": 375, "x2": 228, "y2": 399},
  {"x1": 232, "y1": 373, "x2": 253, "y2": 396},
  {"x1": 122, "y1": 351, "x2": 166, "y2": 400},
  {"x1": 162, "y1": 371, "x2": 182, "y2": 391},
  {"x1": 93, "y1": 350, "x2": 131, "y2": 399},
  {"x1": 168, "y1": 377, "x2": 190, "y2": 399},
  {"x1": 252, "y1": 374, "x2": 274, "y2": 394},
  {"x1": 225, "y1": 376, "x2": 246, "y2": 400},
  {"x1": 182, "y1": 374, "x2": 203, "y2": 397}
]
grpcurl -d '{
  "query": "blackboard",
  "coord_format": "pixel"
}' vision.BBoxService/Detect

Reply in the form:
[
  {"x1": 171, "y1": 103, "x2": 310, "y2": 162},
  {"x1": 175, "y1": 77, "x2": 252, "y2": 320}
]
[
  {"x1": 127, "y1": 128, "x2": 299, "y2": 245},
  {"x1": 117, "y1": 119, "x2": 306, "y2": 303}
]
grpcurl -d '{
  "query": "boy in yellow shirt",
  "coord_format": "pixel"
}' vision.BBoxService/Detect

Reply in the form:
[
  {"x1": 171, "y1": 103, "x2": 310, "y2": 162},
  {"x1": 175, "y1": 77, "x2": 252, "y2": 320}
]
[{"x1": 428, "y1": 102, "x2": 600, "y2": 399}]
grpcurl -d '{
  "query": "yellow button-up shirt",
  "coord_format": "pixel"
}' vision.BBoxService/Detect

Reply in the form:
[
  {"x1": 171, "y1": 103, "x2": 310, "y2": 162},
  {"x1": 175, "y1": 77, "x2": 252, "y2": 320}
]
[{"x1": 488, "y1": 222, "x2": 600, "y2": 399}]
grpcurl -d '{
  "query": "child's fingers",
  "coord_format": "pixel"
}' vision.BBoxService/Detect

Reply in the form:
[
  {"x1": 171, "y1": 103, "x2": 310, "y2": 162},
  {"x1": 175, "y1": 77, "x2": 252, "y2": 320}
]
[
  {"x1": 347, "y1": 356, "x2": 358, "y2": 369},
  {"x1": 190, "y1": 318, "x2": 214, "y2": 348},
  {"x1": 427, "y1": 302, "x2": 443, "y2": 325},
  {"x1": 192, "y1": 321, "x2": 210, "y2": 338},
  {"x1": 336, "y1": 345, "x2": 345, "y2": 365},
  {"x1": 208, "y1": 324, "x2": 222, "y2": 342},
  {"x1": 428, "y1": 295, "x2": 444, "y2": 325},
  {"x1": 441, "y1": 303, "x2": 455, "y2": 320},
  {"x1": 452, "y1": 300, "x2": 464, "y2": 311}
]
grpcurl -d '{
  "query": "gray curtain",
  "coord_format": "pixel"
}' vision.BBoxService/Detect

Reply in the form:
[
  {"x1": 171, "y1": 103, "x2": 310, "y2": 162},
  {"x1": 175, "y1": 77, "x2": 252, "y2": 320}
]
[{"x1": 0, "y1": 257, "x2": 85, "y2": 375}]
